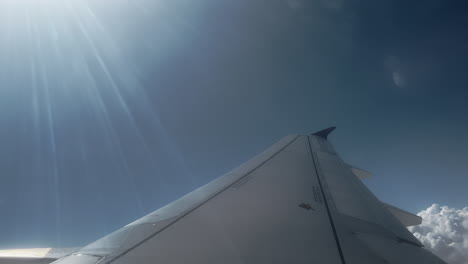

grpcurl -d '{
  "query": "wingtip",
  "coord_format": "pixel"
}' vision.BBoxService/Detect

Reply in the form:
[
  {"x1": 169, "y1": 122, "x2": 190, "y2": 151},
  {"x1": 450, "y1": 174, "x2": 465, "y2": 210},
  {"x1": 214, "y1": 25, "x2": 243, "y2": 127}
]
[{"x1": 311, "y1": 126, "x2": 336, "y2": 139}]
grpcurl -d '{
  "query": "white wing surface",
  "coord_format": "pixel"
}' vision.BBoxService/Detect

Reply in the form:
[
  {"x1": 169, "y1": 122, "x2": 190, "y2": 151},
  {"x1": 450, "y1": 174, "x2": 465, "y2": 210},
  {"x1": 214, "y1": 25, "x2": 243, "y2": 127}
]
[{"x1": 48, "y1": 129, "x2": 445, "y2": 264}]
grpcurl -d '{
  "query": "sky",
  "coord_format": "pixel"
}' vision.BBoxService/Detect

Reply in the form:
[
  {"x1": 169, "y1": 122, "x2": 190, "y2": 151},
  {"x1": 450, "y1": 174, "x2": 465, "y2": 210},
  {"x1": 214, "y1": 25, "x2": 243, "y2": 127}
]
[{"x1": 0, "y1": 0, "x2": 467, "y2": 261}]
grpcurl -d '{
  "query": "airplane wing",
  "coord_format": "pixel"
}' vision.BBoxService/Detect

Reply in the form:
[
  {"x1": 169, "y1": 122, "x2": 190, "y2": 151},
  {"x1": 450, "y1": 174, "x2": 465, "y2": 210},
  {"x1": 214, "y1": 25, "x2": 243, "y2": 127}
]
[{"x1": 16, "y1": 128, "x2": 445, "y2": 264}]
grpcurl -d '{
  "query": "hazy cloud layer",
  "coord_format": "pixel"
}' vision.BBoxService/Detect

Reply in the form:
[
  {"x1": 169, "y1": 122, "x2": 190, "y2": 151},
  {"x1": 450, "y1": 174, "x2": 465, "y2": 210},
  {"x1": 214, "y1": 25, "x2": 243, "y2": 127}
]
[{"x1": 409, "y1": 204, "x2": 468, "y2": 264}]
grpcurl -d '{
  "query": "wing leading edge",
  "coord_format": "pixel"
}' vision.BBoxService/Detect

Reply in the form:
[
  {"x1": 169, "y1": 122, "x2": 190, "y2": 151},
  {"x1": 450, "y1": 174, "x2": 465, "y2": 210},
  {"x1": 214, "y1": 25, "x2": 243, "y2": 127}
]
[{"x1": 49, "y1": 131, "x2": 445, "y2": 264}]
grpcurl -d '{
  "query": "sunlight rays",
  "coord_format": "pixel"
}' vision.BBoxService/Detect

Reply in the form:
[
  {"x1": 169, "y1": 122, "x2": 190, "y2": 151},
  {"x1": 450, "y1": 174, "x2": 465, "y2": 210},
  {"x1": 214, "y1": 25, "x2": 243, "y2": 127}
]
[{"x1": 0, "y1": 0, "x2": 192, "y2": 246}]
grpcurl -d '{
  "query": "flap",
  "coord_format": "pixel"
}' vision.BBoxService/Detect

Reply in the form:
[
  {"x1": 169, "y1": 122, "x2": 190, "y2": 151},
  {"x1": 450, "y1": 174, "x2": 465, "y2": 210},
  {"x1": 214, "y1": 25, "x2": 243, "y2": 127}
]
[
  {"x1": 346, "y1": 164, "x2": 372, "y2": 179},
  {"x1": 383, "y1": 202, "x2": 422, "y2": 226}
]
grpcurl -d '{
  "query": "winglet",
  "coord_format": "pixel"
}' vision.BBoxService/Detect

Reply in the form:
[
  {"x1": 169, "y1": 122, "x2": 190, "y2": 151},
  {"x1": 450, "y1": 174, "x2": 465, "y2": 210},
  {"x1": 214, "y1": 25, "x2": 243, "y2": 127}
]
[{"x1": 311, "y1": 127, "x2": 336, "y2": 139}]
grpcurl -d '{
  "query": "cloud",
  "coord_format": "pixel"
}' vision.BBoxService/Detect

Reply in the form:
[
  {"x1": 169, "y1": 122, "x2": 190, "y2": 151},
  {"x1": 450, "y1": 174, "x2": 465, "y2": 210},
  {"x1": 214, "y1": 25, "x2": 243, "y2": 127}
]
[
  {"x1": 385, "y1": 55, "x2": 406, "y2": 88},
  {"x1": 409, "y1": 204, "x2": 468, "y2": 264},
  {"x1": 391, "y1": 71, "x2": 405, "y2": 88}
]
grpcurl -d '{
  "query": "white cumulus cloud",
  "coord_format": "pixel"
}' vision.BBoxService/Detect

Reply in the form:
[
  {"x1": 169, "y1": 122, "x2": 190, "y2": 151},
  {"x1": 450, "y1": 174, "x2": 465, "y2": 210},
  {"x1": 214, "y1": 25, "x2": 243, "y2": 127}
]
[{"x1": 409, "y1": 204, "x2": 468, "y2": 264}]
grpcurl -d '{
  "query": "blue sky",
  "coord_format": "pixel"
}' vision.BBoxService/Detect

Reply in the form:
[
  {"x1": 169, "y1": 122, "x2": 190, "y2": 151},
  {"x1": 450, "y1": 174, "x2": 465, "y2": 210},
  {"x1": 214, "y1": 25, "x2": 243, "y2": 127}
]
[{"x1": 0, "y1": 0, "x2": 467, "y2": 249}]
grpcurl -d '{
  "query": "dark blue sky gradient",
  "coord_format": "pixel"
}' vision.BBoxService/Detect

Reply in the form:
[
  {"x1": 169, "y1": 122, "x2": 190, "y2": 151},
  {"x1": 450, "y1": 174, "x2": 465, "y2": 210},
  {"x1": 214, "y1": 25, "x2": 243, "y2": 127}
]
[{"x1": 0, "y1": 0, "x2": 467, "y2": 248}]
